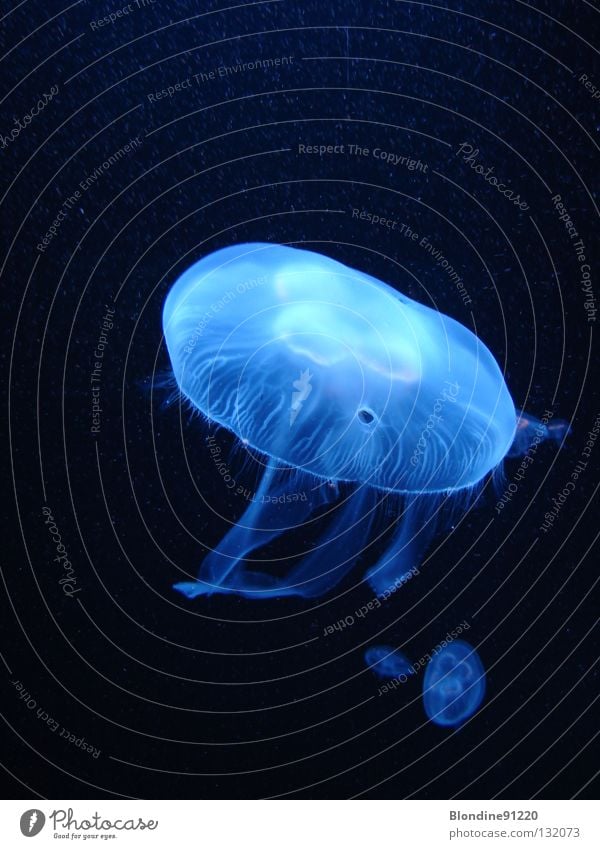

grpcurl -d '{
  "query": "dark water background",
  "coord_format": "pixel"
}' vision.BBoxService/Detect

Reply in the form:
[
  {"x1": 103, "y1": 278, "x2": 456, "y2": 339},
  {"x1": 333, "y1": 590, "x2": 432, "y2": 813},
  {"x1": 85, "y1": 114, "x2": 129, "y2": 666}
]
[{"x1": 1, "y1": 0, "x2": 598, "y2": 799}]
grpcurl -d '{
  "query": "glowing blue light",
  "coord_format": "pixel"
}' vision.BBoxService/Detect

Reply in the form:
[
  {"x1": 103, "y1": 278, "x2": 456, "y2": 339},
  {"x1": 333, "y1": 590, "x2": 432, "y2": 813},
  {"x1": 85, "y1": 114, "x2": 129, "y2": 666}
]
[
  {"x1": 423, "y1": 640, "x2": 486, "y2": 727},
  {"x1": 162, "y1": 243, "x2": 554, "y2": 599}
]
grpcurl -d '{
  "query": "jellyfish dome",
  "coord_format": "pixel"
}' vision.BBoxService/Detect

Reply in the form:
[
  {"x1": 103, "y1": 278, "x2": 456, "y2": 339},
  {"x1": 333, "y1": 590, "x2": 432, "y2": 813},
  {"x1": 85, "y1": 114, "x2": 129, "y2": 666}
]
[
  {"x1": 423, "y1": 640, "x2": 486, "y2": 727},
  {"x1": 162, "y1": 243, "x2": 526, "y2": 599}
]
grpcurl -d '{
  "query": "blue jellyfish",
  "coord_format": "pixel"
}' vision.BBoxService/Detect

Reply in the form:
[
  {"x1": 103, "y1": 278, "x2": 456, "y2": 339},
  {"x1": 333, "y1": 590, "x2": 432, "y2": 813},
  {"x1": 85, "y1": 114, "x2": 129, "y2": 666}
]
[
  {"x1": 506, "y1": 410, "x2": 570, "y2": 458},
  {"x1": 364, "y1": 645, "x2": 414, "y2": 681},
  {"x1": 423, "y1": 640, "x2": 485, "y2": 727},
  {"x1": 162, "y1": 243, "x2": 564, "y2": 599}
]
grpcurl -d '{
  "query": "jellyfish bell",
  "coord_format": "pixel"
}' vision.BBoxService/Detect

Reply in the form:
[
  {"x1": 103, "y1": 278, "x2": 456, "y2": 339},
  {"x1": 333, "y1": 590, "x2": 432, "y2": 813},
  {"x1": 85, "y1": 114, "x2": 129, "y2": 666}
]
[
  {"x1": 164, "y1": 243, "x2": 515, "y2": 492},
  {"x1": 162, "y1": 243, "x2": 563, "y2": 599},
  {"x1": 423, "y1": 639, "x2": 486, "y2": 727}
]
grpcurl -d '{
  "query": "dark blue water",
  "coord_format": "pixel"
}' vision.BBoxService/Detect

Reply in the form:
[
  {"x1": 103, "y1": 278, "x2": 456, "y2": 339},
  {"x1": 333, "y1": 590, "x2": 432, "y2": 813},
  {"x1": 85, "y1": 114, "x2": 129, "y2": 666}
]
[{"x1": 1, "y1": 0, "x2": 598, "y2": 799}]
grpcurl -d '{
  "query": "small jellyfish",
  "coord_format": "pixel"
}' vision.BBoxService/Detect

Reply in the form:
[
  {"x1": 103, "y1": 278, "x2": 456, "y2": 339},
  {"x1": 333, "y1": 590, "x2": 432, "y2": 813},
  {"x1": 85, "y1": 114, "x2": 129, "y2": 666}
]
[
  {"x1": 162, "y1": 243, "x2": 567, "y2": 599},
  {"x1": 364, "y1": 645, "x2": 414, "y2": 681},
  {"x1": 423, "y1": 639, "x2": 485, "y2": 727}
]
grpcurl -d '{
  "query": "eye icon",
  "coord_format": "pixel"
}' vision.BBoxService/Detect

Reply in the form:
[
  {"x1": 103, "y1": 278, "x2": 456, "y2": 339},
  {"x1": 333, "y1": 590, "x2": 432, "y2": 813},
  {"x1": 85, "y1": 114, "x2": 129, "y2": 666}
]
[{"x1": 20, "y1": 810, "x2": 45, "y2": 837}]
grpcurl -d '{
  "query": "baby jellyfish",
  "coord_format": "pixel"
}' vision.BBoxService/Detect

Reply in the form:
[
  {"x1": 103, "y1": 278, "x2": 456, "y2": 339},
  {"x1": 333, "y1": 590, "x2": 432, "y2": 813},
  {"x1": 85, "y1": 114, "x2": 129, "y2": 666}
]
[
  {"x1": 422, "y1": 639, "x2": 485, "y2": 727},
  {"x1": 365, "y1": 644, "x2": 414, "y2": 681}
]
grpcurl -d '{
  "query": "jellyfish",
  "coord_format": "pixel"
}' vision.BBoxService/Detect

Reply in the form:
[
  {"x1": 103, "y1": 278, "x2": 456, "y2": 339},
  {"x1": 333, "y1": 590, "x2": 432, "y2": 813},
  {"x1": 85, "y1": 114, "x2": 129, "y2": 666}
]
[
  {"x1": 364, "y1": 645, "x2": 414, "y2": 681},
  {"x1": 422, "y1": 639, "x2": 485, "y2": 727},
  {"x1": 162, "y1": 242, "x2": 565, "y2": 599}
]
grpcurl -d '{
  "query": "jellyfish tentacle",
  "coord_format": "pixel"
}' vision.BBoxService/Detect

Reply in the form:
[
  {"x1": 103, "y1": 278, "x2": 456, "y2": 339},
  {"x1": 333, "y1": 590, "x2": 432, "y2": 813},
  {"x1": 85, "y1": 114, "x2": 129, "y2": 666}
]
[
  {"x1": 174, "y1": 462, "x2": 322, "y2": 598},
  {"x1": 364, "y1": 494, "x2": 435, "y2": 597},
  {"x1": 507, "y1": 409, "x2": 571, "y2": 458},
  {"x1": 175, "y1": 483, "x2": 375, "y2": 599},
  {"x1": 230, "y1": 486, "x2": 375, "y2": 598},
  {"x1": 281, "y1": 486, "x2": 376, "y2": 597}
]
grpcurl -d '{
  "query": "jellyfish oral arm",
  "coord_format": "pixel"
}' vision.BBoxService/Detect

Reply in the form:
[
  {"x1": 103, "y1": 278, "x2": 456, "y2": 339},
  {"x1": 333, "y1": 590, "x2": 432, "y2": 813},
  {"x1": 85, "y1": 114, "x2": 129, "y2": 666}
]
[
  {"x1": 174, "y1": 466, "x2": 375, "y2": 599},
  {"x1": 364, "y1": 495, "x2": 435, "y2": 597},
  {"x1": 423, "y1": 640, "x2": 486, "y2": 727},
  {"x1": 507, "y1": 409, "x2": 571, "y2": 458},
  {"x1": 174, "y1": 460, "x2": 314, "y2": 598}
]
